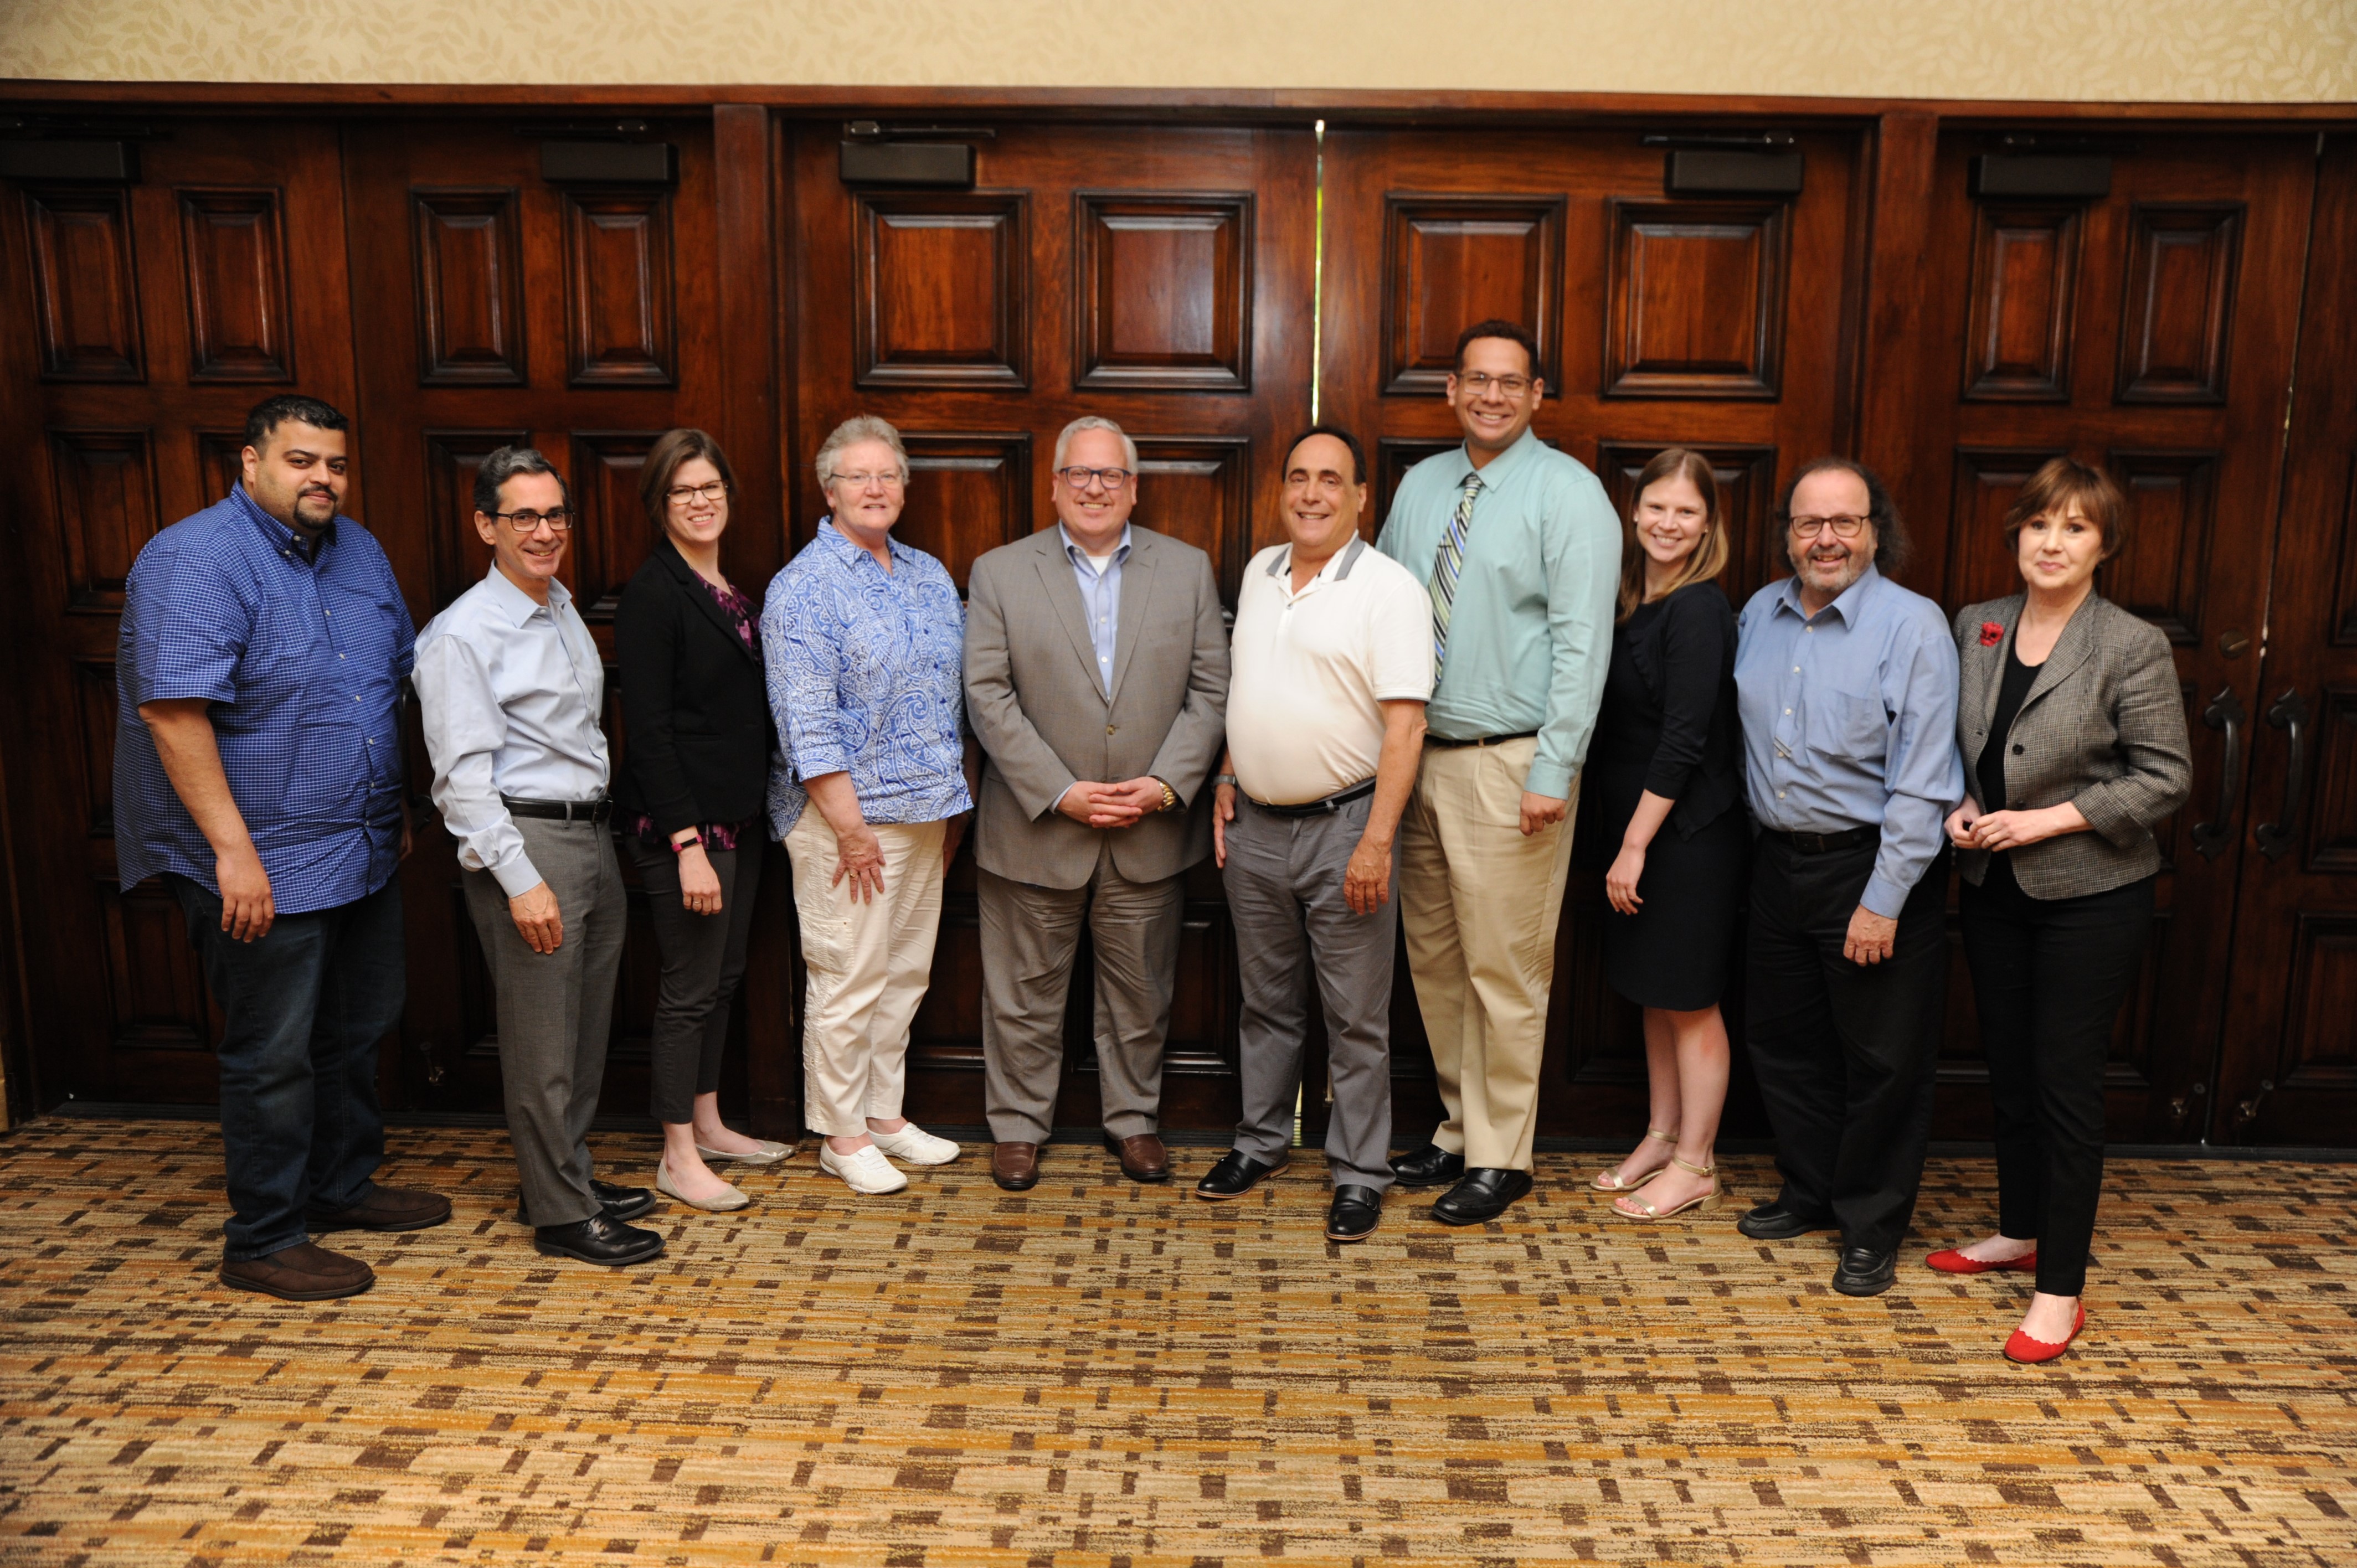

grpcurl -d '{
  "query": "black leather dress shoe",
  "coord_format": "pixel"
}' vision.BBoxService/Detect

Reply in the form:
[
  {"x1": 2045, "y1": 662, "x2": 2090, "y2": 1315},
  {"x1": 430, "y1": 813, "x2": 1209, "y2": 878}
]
[
  {"x1": 1194, "y1": 1149, "x2": 1288, "y2": 1201},
  {"x1": 516, "y1": 1179, "x2": 658, "y2": 1227},
  {"x1": 1735, "y1": 1201, "x2": 1839, "y2": 1241},
  {"x1": 1833, "y1": 1245, "x2": 1898, "y2": 1297},
  {"x1": 533, "y1": 1212, "x2": 665, "y2": 1267},
  {"x1": 1388, "y1": 1143, "x2": 1466, "y2": 1190},
  {"x1": 1325, "y1": 1185, "x2": 1383, "y2": 1242},
  {"x1": 1431, "y1": 1167, "x2": 1534, "y2": 1226}
]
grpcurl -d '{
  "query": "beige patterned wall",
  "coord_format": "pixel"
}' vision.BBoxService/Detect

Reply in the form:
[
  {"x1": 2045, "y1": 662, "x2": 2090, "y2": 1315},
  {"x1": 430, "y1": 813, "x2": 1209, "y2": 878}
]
[{"x1": 3, "y1": 0, "x2": 2354, "y2": 101}]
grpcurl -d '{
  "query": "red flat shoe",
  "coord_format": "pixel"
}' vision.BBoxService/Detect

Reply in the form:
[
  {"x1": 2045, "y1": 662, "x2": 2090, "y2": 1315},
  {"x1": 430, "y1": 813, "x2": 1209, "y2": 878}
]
[
  {"x1": 2004, "y1": 1302, "x2": 2087, "y2": 1364},
  {"x1": 1926, "y1": 1247, "x2": 2037, "y2": 1275}
]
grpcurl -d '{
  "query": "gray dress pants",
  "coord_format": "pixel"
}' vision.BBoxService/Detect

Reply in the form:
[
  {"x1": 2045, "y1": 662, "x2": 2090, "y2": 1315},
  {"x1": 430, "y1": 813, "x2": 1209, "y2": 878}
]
[
  {"x1": 977, "y1": 842, "x2": 1184, "y2": 1144},
  {"x1": 1222, "y1": 793, "x2": 1398, "y2": 1191},
  {"x1": 460, "y1": 817, "x2": 627, "y2": 1227}
]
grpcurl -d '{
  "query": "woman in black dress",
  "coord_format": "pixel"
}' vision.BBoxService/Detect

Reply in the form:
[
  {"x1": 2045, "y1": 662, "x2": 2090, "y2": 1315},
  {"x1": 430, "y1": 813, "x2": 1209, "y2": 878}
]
[{"x1": 1581, "y1": 448, "x2": 1749, "y2": 1221}]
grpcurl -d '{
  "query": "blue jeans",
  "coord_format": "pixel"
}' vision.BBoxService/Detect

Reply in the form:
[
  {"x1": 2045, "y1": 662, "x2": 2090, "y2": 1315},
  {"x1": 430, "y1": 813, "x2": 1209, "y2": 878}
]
[{"x1": 168, "y1": 874, "x2": 404, "y2": 1261}]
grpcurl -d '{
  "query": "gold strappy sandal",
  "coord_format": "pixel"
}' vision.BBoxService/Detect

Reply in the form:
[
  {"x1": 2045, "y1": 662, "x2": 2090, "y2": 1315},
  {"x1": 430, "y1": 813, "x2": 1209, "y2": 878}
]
[
  {"x1": 1591, "y1": 1127, "x2": 1677, "y2": 1192},
  {"x1": 1612, "y1": 1155, "x2": 1724, "y2": 1221}
]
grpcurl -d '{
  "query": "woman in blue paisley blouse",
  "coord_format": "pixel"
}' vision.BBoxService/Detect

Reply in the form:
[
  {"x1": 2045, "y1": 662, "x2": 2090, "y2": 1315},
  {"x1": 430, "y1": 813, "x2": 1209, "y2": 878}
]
[{"x1": 762, "y1": 416, "x2": 978, "y2": 1197}]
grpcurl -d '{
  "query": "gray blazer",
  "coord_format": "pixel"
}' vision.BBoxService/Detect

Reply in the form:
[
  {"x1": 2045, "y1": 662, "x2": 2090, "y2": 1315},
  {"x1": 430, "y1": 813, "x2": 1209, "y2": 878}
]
[
  {"x1": 964, "y1": 524, "x2": 1230, "y2": 890},
  {"x1": 1952, "y1": 591, "x2": 2192, "y2": 899}
]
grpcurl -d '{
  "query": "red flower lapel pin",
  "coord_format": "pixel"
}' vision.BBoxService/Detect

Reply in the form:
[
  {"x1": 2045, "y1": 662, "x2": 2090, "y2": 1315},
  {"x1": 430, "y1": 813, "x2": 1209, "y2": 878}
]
[{"x1": 1979, "y1": 621, "x2": 2004, "y2": 647}]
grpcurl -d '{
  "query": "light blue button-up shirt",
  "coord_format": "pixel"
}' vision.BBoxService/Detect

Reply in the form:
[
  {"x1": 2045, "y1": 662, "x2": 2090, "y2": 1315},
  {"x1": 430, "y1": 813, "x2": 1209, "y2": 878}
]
[
  {"x1": 1735, "y1": 564, "x2": 1964, "y2": 918},
  {"x1": 1058, "y1": 522, "x2": 1131, "y2": 696},
  {"x1": 1374, "y1": 428, "x2": 1620, "y2": 800},
  {"x1": 761, "y1": 520, "x2": 972, "y2": 838}
]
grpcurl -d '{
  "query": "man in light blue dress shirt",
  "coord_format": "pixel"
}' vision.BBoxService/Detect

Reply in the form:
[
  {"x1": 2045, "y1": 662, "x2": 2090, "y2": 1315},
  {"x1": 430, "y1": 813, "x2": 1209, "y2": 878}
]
[
  {"x1": 417, "y1": 446, "x2": 664, "y2": 1270},
  {"x1": 1731, "y1": 456, "x2": 1963, "y2": 1299},
  {"x1": 1373, "y1": 319, "x2": 1622, "y2": 1225}
]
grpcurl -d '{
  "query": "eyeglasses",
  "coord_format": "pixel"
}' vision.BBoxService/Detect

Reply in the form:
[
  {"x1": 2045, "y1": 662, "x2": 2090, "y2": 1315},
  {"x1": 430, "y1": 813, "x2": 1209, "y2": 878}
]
[
  {"x1": 827, "y1": 470, "x2": 905, "y2": 491},
  {"x1": 1787, "y1": 514, "x2": 1870, "y2": 541},
  {"x1": 666, "y1": 481, "x2": 729, "y2": 506},
  {"x1": 489, "y1": 508, "x2": 572, "y2": 532},
  {"x1": 1056, "y1": 465, "x2": 1133, "y2": 492},
  {"x1": 1456, "y1": 372, "x2": 1533, "y2": 397}
]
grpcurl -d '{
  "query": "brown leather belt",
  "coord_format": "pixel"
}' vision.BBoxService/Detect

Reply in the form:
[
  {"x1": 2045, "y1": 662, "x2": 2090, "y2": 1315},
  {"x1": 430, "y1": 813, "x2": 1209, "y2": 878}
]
[{"x1": 1423, "y1": 730, "x2": 1538, "y2": 750}]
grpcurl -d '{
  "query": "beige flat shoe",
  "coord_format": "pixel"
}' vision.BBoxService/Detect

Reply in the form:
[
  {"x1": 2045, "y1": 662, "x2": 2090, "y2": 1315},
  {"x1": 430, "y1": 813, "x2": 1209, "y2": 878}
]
[
  {"x1": 1592, "y1": 1127, "x2": 1677, "y2": 1192},
  {"x1": 656, "y1": 1159, "x2": 751, "y2": 1213},
  {"x1": 696, "y1": 1138, "x2": 796, "y2": 1165},
  {"x1": 1612, "y1": 1155, "x2": 1725, "y2": 1221}
]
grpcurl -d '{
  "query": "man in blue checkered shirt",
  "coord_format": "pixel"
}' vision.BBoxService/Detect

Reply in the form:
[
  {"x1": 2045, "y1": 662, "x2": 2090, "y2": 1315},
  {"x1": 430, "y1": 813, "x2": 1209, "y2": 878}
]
[{"x1": 115, "y1": 395, "x2": 451, "y2": 1303}]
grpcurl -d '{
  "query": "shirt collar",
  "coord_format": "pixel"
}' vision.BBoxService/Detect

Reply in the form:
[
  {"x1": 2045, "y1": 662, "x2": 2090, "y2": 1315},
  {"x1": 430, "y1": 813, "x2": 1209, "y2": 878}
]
[
  {"x1": 482, "y1": 561, "x2": 572, "y2": 626},
  {"x1": 1057, "y1": 522, "x2": 1133, "y2": 566},
  {"x1": 817, "y1": 517, "x2": 913, "y2": 571},
  {"x1": 1268, "y1": 537, "x2": 1357, "y2": 596},
  {"x1": 1448, "y1": 425, "x2": 1543, "y2": 488},
  {"x1": 1773, "y1": 561, "x2": 1884, "y2": 626},
  {"x1": 232, "y1": 481, "x2": 336, "y2": 559}
]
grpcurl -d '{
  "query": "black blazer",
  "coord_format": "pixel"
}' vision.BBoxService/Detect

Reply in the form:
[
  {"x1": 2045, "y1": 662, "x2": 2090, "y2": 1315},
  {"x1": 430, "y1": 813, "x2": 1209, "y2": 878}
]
[
  {"x1": 614, "y1": 536, "x2": 772, "y2": 832},
  {"x1": 1579, "y1": 581, "x2": 1743, "y2": 858}
]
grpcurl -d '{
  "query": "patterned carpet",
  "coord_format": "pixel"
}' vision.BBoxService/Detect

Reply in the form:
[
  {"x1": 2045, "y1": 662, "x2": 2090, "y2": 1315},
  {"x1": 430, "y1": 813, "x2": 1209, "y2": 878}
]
[{"x1": 0, "y1": 1118, "x2": 2350, "y2": 1567}]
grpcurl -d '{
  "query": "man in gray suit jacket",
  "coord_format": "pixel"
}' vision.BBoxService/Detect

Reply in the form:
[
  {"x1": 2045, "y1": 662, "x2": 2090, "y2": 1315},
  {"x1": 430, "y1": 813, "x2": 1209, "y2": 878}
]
[{"x1": 964, "y1": 417, "x2": 1229, "y2": 1192}]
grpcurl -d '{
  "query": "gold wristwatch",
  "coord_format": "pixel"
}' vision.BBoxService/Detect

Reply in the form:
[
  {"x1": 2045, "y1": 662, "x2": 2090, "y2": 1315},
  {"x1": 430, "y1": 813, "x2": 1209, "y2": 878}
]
[{"x1": 1152, "y1": 777, "x2": 1180, "y2": 813}]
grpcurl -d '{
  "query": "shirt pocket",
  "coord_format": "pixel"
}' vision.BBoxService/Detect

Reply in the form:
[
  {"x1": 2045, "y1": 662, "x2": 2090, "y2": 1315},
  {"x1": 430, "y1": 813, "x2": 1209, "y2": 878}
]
[{"x1": 1802, "y1": 686, "x2": 1886, "y2": 761}]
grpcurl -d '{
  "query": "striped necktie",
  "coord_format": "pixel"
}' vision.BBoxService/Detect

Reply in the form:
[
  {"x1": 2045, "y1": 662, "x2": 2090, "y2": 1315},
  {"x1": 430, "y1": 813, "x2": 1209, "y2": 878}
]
[{"x1": 1429, "y1": 471, "x2": 1482, "y2": 669}]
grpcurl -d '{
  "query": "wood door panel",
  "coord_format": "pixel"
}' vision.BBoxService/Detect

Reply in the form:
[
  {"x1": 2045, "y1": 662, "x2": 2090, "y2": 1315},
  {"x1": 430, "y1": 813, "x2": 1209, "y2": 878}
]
[
  {"x1": 1943, "y1": 446, "x2": 2066, "y2": 610},
  {"x1": 28, "y1": 187, "x2": 145, "y2": 383},
  {"x1": 2104, "y1": 450, "x2": 2219, "y2": 647},
  {"x1": 896, "y1": 431, "x2": 1033, "y2": 595},
  {"x1": 2305, "y1": 689, "x2": 2357, "y2": 872},
  {"x1": 177, "y1": 187, "x2": 295, "y2": 383},
  {"x1": 1073, "y1": 192, "x2": 1252, "y2": 393},
  {"x1": 1596, "y1": 440, "x2": 1780, "y2": 590},
  {"x1": 1962, "y1": 202, "x2": 2081, "y2": 401},
  {"x1": 1603, "y1": 199, "x2": 1788, "y2": 400},
  {"x1": 2116, "y1": 204, "x2": 2242, "y2": 405},
  {"x1": 1131, "y1": 435, "x2": 1252, "y2": 601},
  {"x1": 853, "y1": 192, "x2": 1029, "y2": 390},
  {"x1": 567, "y1": 429, "x2": 661, "y2": 622},
  {"x1": 48, "y1": 427, "x2": 162, "y2": 613},
  {"x1": 562, "y1": 188, "x2": 676, "y2": 388},
  {"x1": 1380, "y1": 193, "x2": 1564, "y2": 396},
  {"x1": 411, "y1": 187, "x2": 528, "y2": 386}
]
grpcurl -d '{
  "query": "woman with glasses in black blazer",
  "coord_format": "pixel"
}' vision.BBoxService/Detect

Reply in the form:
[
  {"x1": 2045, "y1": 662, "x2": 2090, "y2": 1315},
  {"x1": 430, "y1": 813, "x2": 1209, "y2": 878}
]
[{"x1": 615, "y1": 429, "x2": 789, "y2": 1211}]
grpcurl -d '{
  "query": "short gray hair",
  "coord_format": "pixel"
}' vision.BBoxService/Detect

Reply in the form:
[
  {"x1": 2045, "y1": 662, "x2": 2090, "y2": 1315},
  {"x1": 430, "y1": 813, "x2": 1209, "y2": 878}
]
[
  {"x1": 1053, "y1": 415, "x2": 1138, "y2": 473},
  {"x1": 474, "y1": 445, "x2": 569, "y2": 516},
  {"x1": 814, "y1": 415, "x2": 909, "y2": 491}
]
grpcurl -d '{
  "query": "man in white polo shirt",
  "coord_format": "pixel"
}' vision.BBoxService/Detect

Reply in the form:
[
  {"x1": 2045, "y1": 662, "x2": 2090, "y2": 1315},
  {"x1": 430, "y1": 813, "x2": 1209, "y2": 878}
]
[{"x1": 1197, "y1": 427, "x2": 1432, "y2": 1242}]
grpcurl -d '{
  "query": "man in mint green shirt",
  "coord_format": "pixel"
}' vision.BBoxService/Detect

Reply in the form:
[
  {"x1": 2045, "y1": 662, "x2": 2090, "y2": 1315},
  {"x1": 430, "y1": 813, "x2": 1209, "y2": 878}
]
[{"x1": 1374, "y1": 318, "x2": 1620, "y2": 1224}]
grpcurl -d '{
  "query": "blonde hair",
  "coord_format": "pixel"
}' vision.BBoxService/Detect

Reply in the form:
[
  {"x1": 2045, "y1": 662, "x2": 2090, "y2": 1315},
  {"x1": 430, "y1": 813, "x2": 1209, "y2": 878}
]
[{"x1": 1616, "y1": 448, "x2": 1728, "y2": 622}]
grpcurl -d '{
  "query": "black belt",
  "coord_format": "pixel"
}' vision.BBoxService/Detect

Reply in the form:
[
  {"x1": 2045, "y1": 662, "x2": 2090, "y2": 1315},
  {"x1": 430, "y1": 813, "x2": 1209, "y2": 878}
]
[
  {"x1": 502, "y1": 796, "x2": 611, "y2": 823},
  {"x1": 1424, "y1": 729, "x2": 1539, "y2": 750},
  {"x1": 1761, "y1": 825, "x2": 1876, "y2": 854},
  {"x1": 1246, "y1": 778, "x2": 1377, "y2": 817}
]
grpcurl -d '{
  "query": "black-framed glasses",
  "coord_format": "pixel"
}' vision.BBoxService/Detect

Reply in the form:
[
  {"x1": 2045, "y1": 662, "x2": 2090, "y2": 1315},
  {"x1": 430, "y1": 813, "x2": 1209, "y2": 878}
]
[
  {"x1": 1456, "y1": 372, "x2": 1533, "y2": 396},
  {"x1": 490, "y1": 508, "x2": 572, "y2": 532},
  {"x1": 1787, "y1": 513, "x2": 1870, "y2": 541},
  {"x1": 1056, "y1": 465, "x2": 1133, "y2": 491},
  {"x1": 666, "y1": 480, "x2": 729, "y2": 506}
]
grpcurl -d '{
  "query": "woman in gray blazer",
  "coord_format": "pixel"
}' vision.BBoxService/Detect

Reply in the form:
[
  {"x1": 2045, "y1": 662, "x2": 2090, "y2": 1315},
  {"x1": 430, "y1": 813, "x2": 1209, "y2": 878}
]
[{"x1": 1933, "y1": 458, "x2": 2191, "y2": 1364}]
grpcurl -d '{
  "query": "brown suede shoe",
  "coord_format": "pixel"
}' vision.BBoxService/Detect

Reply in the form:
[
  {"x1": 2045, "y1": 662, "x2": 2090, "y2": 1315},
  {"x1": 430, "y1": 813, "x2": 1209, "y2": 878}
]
[
  {"x1": 1103, "y1": 1131, "x2": 1171, "y2": 1184},
  {"x1": 219, "y1": 1242, "x2": 376, "y2": 1302},
  {"x1": 307, "y1": 1185, "x2": 453, "y2": 1234},
  {"x1": 991, "y1": 1142, "x2": 1041, "y2": 1192}
]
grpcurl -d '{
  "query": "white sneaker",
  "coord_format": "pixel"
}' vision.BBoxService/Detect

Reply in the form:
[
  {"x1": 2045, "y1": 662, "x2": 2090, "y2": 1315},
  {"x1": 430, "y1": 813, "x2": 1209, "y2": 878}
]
[
  {"x1": 868, "y1": 1123, "x2": 962, "y2": 1165},
  {"x1": 820, "y1": 1143, "x2": 908, "y2": 1194}
]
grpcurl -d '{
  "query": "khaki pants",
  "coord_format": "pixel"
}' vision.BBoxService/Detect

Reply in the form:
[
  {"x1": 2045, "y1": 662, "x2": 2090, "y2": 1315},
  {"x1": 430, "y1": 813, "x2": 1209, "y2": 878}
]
[
  {"x1": 1397, "y1": 736, "x2": 1578, "y2": 1172},
  {"x1": 785, "y1": 813, "x2": 946, "y2": 1138}
]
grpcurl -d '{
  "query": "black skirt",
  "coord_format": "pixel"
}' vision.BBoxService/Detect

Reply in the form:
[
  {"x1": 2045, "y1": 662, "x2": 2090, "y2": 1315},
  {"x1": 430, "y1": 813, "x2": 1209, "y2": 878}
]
[{"x1": 1592, "y1": 764, "x2": 1749, "y2": 1012}]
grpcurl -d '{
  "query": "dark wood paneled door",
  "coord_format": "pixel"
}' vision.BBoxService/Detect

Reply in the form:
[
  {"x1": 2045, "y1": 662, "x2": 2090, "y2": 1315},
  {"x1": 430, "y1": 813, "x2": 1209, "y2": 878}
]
[
  {"x1": 1913, "y1": 130, "x2": 2314, "y2": 1143},
  {"x1": 783, "y1": 120, "x2": 1316, "y2": 1132},
  {"x1": 339, "y1": 115, "x2": 794, "y2": 1124},
  {"x1": 0, "y1": 121, "x2": 361, "y2": 1106},
  {"x1": 1315, "y1": 124, "x2": 1869, "y2": 1139},
  {"x1": 2212, "y1": 135, "x2": 2357, "y2": 1145}
]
